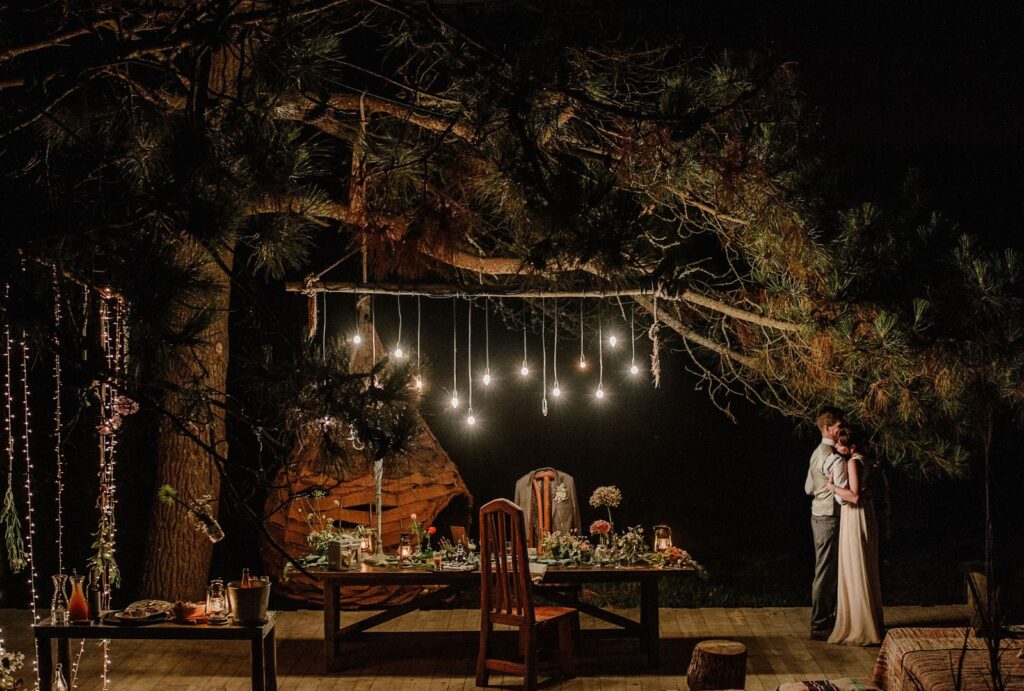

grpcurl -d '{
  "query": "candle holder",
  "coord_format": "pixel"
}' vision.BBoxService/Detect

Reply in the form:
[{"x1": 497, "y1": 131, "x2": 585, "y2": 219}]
[{"x1": 653, "y1": 525, "x2": 673, "y2": 553}]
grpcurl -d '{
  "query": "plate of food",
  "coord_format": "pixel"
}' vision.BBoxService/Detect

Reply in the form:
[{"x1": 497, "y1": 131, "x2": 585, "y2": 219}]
[{"x1": 106, "y1": 599, "x2": 174, "y2": 625}]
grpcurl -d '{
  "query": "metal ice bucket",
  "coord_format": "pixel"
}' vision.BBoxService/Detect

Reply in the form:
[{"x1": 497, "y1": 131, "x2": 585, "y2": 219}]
[{"x1": 227, "y1": 580, "x2": 270, "y2": 625}]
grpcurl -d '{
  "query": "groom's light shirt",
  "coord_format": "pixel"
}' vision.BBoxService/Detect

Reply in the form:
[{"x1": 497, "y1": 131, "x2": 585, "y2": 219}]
[{"x1": 805, "y1": 437, "x2": 848, "y2": 515}]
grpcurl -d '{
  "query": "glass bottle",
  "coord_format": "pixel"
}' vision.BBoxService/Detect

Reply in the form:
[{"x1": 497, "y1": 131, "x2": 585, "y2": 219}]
[
  {"x1": 50, "y1": 573, "x2": 70, "y2": 625},
  {"x1": 240, "y1": 568, "x2": 251, "y2": 588},
  {"x1": 68, "y1": 572, "x2": 89, "y2": 622},
  {"x1": 87, "y1": 570, "x2": 103, "y2": 622},
  {"x1": 53, "y1": 662, "x2": 69, "y2": 691}
]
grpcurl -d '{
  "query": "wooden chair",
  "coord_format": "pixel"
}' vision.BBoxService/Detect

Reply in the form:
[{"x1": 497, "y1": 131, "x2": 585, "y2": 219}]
[
  {"x1": 476, "y1": 499, "x2": 578, "y2": 690},
  {"x1": 528, "y1": 470, "x2": 557, "y2": 548}
]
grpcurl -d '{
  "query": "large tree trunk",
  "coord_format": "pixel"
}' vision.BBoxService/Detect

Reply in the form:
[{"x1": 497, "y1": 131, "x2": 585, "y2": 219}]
[{"x1": 140, "y1": 240, "x2": 233, "y2": 600}]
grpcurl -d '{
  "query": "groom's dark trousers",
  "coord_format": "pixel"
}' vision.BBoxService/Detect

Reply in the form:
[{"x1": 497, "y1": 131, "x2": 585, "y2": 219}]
[{"x1": 811, "y1": 514, "x2": 839, "y2": 635}]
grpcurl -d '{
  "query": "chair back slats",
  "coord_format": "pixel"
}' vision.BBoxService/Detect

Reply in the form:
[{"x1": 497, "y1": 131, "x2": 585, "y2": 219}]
[
  {"x1": 479, "y1": 499, "x2": 534, "y2": 625},
  {"x1": 529, "y1": 470, "x2": 557, "y2": 548}
]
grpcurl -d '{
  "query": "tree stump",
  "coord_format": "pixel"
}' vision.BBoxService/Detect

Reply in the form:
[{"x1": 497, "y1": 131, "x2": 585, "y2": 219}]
[{"x1": 686, "y1": 639, "x2": 747, "y2": 690}]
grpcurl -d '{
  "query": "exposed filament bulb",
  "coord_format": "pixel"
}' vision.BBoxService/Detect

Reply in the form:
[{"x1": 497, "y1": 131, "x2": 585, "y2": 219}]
[
  {"x1": 578, "y1": 356, "x2": 587, "y2": 369},
  {"x1": 595, "y1": 386, "x2": 605, "y2": 399},
  {"x1": 483, "y1": 370, "x2": 492, "y2": 386}
]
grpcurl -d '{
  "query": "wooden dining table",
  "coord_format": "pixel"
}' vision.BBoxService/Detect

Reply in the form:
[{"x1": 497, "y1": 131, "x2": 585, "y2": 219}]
[{"x1": 314, "y1": 561, "x2": 696, "y2": 672}]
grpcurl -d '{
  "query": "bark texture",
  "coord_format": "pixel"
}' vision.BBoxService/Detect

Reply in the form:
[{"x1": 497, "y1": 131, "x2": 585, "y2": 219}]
[{"x1": 140, "y1": 240, "x2": 233, "y2": 600}]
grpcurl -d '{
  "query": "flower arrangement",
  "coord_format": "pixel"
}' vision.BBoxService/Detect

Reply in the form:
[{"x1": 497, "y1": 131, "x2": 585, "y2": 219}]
[
  {"x1": 0, "y1": 644, "x2": 25, "y2": 690},
  {"x1": 540, "y1": 531, "x2": 593, "y2": 562},
  {"x1": 283, "y1": 488, "x2": 369, "y2": 578},
  {"x1": 609, "y1": 525, "x2": 648, "y2": 565},
  {"x1": 588, "y1": 485, "x2": 622, "y2": 524},
  {"x1": 408, "y1": 513, "x2": 437, "y2": 553}
]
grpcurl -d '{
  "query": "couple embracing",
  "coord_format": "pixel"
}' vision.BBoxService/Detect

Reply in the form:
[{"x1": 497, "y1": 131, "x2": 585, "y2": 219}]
[{"x1": 806, "y1": 408, "x2": 884, "y2": 645}]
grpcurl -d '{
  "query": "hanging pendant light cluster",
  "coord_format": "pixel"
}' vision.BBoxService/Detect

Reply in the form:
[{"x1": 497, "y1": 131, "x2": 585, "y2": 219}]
[{"x1": 340, "y1": 293, "x2": 651, "y2": 428}]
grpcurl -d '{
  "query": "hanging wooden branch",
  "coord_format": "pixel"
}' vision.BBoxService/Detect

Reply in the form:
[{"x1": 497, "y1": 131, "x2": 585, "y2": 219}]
[
  {"x1": 649, "y1": 295, "x2": 662, "y2": 388},
  {"x1": 286, "y1": 279, "x2": 670, "y2": 300}
]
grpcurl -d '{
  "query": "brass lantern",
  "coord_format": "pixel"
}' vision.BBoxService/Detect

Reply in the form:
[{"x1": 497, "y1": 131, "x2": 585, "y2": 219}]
[{"x1": 399, "y1": 533, "x2": 413, "y2": 566}]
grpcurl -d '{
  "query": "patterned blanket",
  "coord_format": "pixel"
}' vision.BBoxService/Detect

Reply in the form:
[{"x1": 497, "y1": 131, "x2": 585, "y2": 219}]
[{"x1": 871, "y1": 627, "x2": 1023, "y2": 690}]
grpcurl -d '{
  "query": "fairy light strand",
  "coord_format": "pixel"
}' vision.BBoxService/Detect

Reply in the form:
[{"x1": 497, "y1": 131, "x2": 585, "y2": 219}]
[
  {"x1": 53, "y1": 274, "x2": 65, "y2": 574},
  {"x1": 17, "y1": 331, "x2": 41, "y2": 688}
]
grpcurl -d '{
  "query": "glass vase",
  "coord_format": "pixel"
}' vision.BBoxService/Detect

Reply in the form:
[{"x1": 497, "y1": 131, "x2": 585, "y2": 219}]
[{"x1": 50, "y1": 574, "x2": 69, "y2": 625}]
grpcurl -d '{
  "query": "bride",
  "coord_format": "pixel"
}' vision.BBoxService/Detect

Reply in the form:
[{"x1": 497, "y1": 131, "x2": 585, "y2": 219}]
[{"x1": 828, "y1": 430, "x2": 884, "y2": 645}]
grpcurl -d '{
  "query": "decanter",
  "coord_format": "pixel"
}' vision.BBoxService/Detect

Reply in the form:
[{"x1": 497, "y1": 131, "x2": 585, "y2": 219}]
[{"x1": 50, "y1": 574, "x2": 69, "y2": 625}]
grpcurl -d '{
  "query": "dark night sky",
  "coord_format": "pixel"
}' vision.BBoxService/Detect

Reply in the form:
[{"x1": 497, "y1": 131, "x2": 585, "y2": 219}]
[{"x1": 307, "y1": 3, "x2": 1023, "y2": 601}]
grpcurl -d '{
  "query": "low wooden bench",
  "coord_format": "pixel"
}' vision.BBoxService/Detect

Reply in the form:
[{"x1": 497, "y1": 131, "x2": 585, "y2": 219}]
[{"x1": 34, "y1": 611, "x2": 278, "y2": 691}]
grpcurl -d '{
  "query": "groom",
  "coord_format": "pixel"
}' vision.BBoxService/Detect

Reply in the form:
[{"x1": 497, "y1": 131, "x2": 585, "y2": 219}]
[{"x1": 805, "y1": 407, "x2": 847, "y2": 640}]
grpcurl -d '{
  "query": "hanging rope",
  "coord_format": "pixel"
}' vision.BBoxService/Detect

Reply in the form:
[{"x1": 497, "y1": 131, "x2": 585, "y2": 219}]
[
  {"x1": 597, "y1": 309, "x2": 604, "y2": 397},
  {"x1": 415, "y1": 296, "x2": 422, "y2": 389},
  {"x1": 578, "y1": 300, "x2": 586, "y2": 369},
  {"x1": 483, "y1": 300, "x2": 491, "y2": 385},
  {"x1": 467, "y1": 301, "x2": 474, "y2": 422},
  {"x1": 451, "y1": 298, "x2": 458, "y2": 407},
  {"x1": 521, "y1": 306, "x2": 528, "y2": 375}
]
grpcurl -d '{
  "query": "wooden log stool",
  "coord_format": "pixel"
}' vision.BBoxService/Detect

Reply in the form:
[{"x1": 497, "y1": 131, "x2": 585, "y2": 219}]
[{"x1": 687, "y1": 639, "x2": 747, "y2": 690}]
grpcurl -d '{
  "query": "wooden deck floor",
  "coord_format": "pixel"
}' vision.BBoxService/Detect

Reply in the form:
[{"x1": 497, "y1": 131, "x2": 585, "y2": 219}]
[{"x1": 2, "y1": 605, "x2": 967, "y2": 689}]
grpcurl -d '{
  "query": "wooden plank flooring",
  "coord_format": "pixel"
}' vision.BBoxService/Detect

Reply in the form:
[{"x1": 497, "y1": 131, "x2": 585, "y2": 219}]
[{"x1": 1, "y1": 605, "x2": 967, "y2": 690}]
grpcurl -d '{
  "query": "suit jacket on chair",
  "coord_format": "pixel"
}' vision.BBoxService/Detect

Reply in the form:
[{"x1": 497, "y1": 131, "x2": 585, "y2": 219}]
[{"x1": 514, "y1": 468, "x2": 582, "y2": 537}]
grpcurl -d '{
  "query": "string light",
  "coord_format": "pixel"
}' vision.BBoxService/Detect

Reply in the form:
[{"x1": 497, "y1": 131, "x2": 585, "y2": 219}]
[
  {"x1": 595, "y1": 310, "x2": 605, "y2": 399},
  {"x1": 20, "y1": 335, "x2": 39, "y2": 631},
  {"x1": 609, "y1": 335, "x2": 617, "y2": 347},
  {"x1": 450, "y1": 298, "x2": 459, "y2": 409},
  {"x1": 520, "y1": 307, "x2": 529, "y2": 376},
  {"x1": 578, "y1": 300, "x2": 587, "y2": 369},
  {"x1": 630, "y1": 306, "x2": 640, "y2": 375},
  {"x1": 482, "y1": 301, "x2": 491, "y2": 386},
  {"x1": 541, "y1": 299, "x2": 547, "y2": 416},
  {"x1": 352, "y1": 295, "x2": 362, "y2": 344},
  {"x1": 552, "y1": 300, "x2": 560, "y2": 397},
  {"x1": 321, "y1": 292, "x2": 328, "y2": 363},
  {"x1": 414, "y1": 296, "x2": 423, "y2": 390},
  {"x1": 392, "y1": 295, "x2": 404, "y2": 359},
  {"x1": 370, "y1": 296, "x2": 376, "y2": 364},
  {"x1": 466, "y1": 301, "x2": 475, "y2": 425},
  {"x1": 53, "y1": 274, "x2": 65, "y2": 574}
]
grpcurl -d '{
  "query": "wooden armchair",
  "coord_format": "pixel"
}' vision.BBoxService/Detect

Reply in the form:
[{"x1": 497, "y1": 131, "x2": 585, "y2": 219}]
[{"x1": 476, "y1": 499, "x2": 578, "y2": 690}]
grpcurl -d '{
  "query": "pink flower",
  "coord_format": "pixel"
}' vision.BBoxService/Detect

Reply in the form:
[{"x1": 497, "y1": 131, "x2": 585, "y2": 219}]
[
  {"x1": 410, "y1": 513, "x2": 417, "y2": 521},
  {"x1": 589, "y1": 519, "x2": 612, "y2": 535}
]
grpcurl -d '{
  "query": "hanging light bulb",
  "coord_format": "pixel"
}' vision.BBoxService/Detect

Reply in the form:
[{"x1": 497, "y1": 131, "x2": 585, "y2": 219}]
[
  {"x1": 595, "y1": 386, "x2": 605, "y2": 399},
  {"x1": 552, "y1": 383, "x2": 561, "y2": 397},
  {"x1": 520, "y1": 362, "x2": 529, "y2": 376},
  {"x1": 630, "y1": 363, "x2": 640, "y2": 375},
  {"x1": 483, "y1": 369, "x2": 491, "y2": 386},
  {"x1": 609, "y1": 335, "x2": 618, "y2": 347},
  {"x1": 451, "y1": 394, "x2": 460, "y2": 409},
  {"x1": 393, "y1": 346, "x2": 404, "y2": 359},
  {"x1": 578, "y1": 356, "x2": 587, "y2": 369},
  {"x1": 352, "y1": 332, "x2": 362, "y2": 345},
  {"x1": 414, "y1": 375, "x2": 423, "y2": 390},
  {"x1": 467, "y1": 410, "x2": 476, "y2": 426}
]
